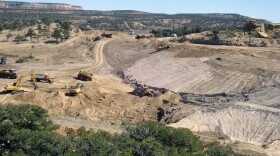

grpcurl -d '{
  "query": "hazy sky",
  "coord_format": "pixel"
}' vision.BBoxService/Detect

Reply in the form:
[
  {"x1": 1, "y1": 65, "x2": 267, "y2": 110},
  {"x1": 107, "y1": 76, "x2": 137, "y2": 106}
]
[{"x1": 2, "y1": 0, "x2": 280, "y2": 22}]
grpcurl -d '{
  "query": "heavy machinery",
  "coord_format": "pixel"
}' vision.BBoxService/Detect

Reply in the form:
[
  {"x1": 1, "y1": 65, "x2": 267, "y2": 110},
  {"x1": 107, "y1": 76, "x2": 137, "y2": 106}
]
[
  {"x1": 156, "y1": 41, "x2": 170, "y2": 51},
  {"x1": 0, "y1": 69, "x2": 18, "y2": 79},
  {"x1": 77, "y1": 71, "x2": 92, "y2": 81},
  {"x1": 34, "y1": 73, "x2": 54, "y2": 83},
  {"x1": 67, "y1": 83, "x2": 84, "y2": 96},
  {"x1": 4, "y1": 71, "x2": 38, "y2": 94},
  {"x1": 131, "y1": 85, "x2": 157, "y2": 97},
  {"x1": 101, "y1": 33, "x2": 112, "y2": 38}
]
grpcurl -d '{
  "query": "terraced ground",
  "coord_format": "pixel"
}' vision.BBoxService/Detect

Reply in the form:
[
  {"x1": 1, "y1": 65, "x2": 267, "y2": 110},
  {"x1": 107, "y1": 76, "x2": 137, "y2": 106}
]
[
  {"x1": 120, "y1": 42, "x2": 280, "y2": 155},
  {"x1": 123, "y1": 45, "x2": 270, "y2": 94}
]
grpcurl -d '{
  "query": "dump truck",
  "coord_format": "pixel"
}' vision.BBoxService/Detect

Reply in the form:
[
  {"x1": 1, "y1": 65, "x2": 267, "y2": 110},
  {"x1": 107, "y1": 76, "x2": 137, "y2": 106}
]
[
  {"x1": 131, "y1": 86, "x2": 157, "y2": 97},
  {"x1": 4, "y1": 71, "x2": 38, "y2": 94},
  {"x1": 77, "y1": 71, "x2": 92, "y2": 81},
  {"x1": 34, "y1": 73, "x2": 54, "y2": 83},
  {"x1": 67, "y1": 83, "x2": 84, "y2": 96},
  {"x1": 0, "y1": 69, "x2": 18, "y2": 79},
  {"x1": 101, "y1": 33, "x2": 112, "y2": 38}
]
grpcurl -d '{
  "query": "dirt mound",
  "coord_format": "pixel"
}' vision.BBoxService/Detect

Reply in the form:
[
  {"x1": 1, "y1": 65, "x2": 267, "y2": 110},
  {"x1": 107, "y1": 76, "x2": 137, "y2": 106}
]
[{"x1": 1, "y1": 77, "x2": 181, "y2": 123}]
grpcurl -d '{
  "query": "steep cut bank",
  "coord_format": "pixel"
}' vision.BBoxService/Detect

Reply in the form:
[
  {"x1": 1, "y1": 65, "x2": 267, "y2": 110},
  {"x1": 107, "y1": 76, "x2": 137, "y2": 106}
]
[
  {"x1": 0, "y1": 1, "x2": 83, "y2": 10},
  {"x1": 170, "y1": 104, "x2": 280, "y2": 146}
]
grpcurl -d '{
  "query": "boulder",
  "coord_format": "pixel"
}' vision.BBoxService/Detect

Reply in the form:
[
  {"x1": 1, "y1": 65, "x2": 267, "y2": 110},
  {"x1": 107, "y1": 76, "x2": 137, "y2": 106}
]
[{"x1": 257, "y1": 31, "x2": 269, "y2": 38}]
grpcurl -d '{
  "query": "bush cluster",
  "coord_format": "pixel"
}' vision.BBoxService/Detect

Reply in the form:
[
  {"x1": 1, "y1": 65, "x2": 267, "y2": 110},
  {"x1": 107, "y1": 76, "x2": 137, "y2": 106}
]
[{"x1": 0, "y1": 104, "x2": 242, "y2": 156}]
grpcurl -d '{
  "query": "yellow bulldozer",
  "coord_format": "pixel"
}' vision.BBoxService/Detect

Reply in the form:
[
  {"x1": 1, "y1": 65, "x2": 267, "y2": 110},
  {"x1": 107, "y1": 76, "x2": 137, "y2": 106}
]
[{"x1": 4, "y1": 71, "x2": 38, "y2": 94}]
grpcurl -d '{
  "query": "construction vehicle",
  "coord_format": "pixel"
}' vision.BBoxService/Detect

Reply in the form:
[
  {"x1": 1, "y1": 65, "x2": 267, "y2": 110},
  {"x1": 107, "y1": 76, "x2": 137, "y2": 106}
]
[
  {"x1": 0, "y1": 69, "x2": 18, "y2": 79},
  {"x1": 0, "y1": 57, "x2": 8, "y2": 64},
  {"x1": 77, "y1": 71, "x2": 92, "y2": 81},
  {"x1": 101, "y1": 33, "x2": 112, "y2": 38},
  {"x1": 67, "y1": 83, "x2": 84, "y2": 96},
  {"x1": 131, "y1": 85, "x2": 157, "y2": 97},
  {"x1": 4, "y1": 71, "x2": 38, "y2": 94},
  {"x1": 156, "y1": 41, "x2": 170, "y2": 51},
  {"x1": 34, "y1": 73, "x2": 54, "y2": 83}
]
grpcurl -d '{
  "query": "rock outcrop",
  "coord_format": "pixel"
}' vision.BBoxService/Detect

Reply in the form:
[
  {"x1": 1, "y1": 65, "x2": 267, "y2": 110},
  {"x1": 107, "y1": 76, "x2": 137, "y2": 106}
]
[{"x1": 0, "y1": 1, "x2": 83, "y2": 10}]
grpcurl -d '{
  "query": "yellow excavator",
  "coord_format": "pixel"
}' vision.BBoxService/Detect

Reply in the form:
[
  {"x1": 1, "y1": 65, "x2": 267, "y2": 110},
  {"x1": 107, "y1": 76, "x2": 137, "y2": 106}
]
[{"x1": 4, "y1": 71, "x2": 38, "y2": 94}]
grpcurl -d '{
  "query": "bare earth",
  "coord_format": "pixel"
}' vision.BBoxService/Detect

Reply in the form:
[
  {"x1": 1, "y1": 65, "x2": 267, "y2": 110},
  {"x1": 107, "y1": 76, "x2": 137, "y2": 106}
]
[{"x1": 0, "y1": 30, "x2": 280, "y2": 155}]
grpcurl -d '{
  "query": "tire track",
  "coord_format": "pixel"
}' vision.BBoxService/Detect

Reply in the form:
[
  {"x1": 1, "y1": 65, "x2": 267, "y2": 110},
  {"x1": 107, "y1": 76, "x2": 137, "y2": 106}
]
[{"x1": 89, "y1": 39, "x2": 112, "y2": 70}]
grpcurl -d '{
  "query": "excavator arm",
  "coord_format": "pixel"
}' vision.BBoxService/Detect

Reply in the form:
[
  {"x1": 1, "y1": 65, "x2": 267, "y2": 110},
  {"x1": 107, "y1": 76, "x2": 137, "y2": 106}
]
[
  {"x1": 31, "y1": 71, "x2": 38, "y2": 90},
  {"x1": 14, "y1": 75, "x2": 26, "y2": 87},
  {"x1": 4, "y1": 71, "x2": 38, "y2": 92}
]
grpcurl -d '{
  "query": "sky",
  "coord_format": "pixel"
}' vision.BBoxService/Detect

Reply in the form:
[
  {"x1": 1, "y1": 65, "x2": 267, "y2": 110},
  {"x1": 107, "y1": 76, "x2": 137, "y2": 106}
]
[{"x1": 2, "y1": 0, "x2": 280, "y2": 22}]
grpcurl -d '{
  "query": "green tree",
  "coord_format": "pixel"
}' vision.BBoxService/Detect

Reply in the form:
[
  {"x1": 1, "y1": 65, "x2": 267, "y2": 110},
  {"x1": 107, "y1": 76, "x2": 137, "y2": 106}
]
[
  {"x1": 243, "y1": 21, "x2": 256, "y2": 34},
  {"x1": 61, "y1": 21, "x2": 72, "y2": 30},
  {"x1": 195, "y1": 26, "x2": 203, "y2": 33},
  {"x1": 15, "y1": 35, "x2": 24, "y2": 43},
  {"x1": 212, "y1": 30, "x2": 220, "y2": 44},
  {"x1": 29, "y1": 19, "x2": 37, "y2": 27},
  {"x1": 0, "y1": 104, "x2": 242, "y2": 156},
  {"x1": 243, "y1": 21, "x2": 256, "y2": 46},
  {"x1": 6, "y1": 33, "x2": 12, "y2": 41},
  {"x1": 26, "y1": 28, "x2": 36, "y2": 41},
  {"x1": 0, "y1": 104, "x2": 58, "y2": 131},
  {"x1": 52, "y1": 28, "x2": 62, "y2": 42},
  {"x1": 63, "y1": 29, "x2": 70, "y2": 39},
  {"x1": 205, "y1": 141, "x2": 236, "y2": 156},
  {"x1": 41, "y1": 18, "x2": 52, "y2": 26}
]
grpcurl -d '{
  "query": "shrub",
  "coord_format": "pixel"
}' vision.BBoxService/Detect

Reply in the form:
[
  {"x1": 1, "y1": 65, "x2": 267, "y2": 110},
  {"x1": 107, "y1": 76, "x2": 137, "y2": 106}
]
[{"x1": 0, "y1": 104, "x2": 242, "y2": 156}]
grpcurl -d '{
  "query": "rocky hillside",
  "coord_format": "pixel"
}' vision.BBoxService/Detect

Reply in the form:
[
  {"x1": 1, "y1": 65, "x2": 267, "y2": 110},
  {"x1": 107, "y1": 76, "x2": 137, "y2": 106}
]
[
  {"x1": 0, "y1": 1, "x2": 82, "y2": 10},
  {"x1": 0, "y1": 2, "x2": 269, "y2": 31}
]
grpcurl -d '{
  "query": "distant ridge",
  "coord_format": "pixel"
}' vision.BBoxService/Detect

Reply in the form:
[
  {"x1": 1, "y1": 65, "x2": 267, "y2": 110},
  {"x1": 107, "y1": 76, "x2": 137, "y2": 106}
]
[
  {"x1": 0, "y1": 1, "x2": 83, "y2": 10},
  {"x1": 0, "y1": 1, "x2": 270, "y2": 31}
]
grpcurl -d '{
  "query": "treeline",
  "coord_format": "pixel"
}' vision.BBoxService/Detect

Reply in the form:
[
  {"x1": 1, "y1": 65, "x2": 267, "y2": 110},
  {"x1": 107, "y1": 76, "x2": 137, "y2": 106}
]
[
  {"x1": 151, "y1": 26, "x2": 203, "y2": 38},
  {"x1": 0, "y1": 104, "x2": 243, "y2": 156},
  {"x1": 0, "y1": 18, "x2": 73, "y2": 43},
  {"x1": 150, "y1": 26, "x2": 244, "y2": 38},
  {"x1": 0, "y1": 18, "x2": 66, "y2": 31}
]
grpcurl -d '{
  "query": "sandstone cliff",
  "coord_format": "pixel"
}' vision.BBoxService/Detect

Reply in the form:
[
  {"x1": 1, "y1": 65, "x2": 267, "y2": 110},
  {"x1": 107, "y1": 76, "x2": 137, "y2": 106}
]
[{"x1": 0, "y1": 1, "x2": 83, "y2": 10}]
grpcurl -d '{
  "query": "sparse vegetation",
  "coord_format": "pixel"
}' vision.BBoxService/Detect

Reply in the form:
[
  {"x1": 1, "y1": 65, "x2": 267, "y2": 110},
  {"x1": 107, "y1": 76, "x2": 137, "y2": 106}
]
[
  {"x1": 0, "y1": 7, "x2": 269, "y2": 31},
  {"x1": 26, "y1": 28, "x2": 36, "y2": 41},
  {"x1": 0, "y1": 104, "x2": 242, "y2": 156},
  {"x1": 5, "y1": 33, "x2": 12, "y2": 41},
  {"x1": 14, "y1": 35, "x2": 24, "y2": 43},
  {"x1": 243, "y1": 21, "x2": 257, "y2": 34},
  {"x1": 151, "y1": 26, "x2": 203, "y2": 38},
  {"x1": 52, "y1": 28, "x2": 62, "y2": 42}
]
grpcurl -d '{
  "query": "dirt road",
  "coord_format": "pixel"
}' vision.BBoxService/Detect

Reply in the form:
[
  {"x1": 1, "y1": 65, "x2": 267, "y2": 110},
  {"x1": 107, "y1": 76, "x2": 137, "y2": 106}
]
[{"x1": 90, "y1": 39, "x2": 112, "y2": 69}]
